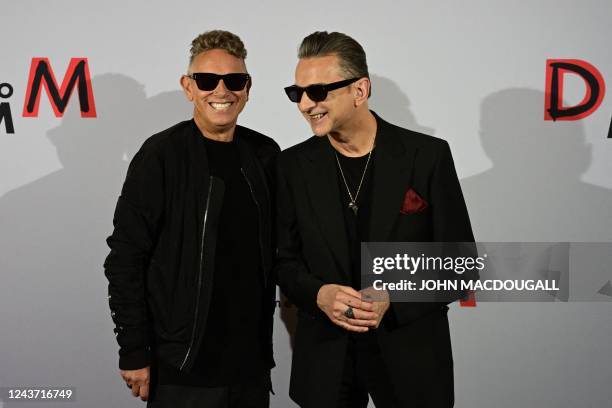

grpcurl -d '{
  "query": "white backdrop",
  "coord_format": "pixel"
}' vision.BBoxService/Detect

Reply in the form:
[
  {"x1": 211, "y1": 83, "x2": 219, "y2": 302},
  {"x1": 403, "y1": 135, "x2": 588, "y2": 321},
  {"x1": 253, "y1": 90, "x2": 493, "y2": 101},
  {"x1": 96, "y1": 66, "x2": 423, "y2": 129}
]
[{"x1": 1, "y1": 1, "x2": 611, "y2": 407}]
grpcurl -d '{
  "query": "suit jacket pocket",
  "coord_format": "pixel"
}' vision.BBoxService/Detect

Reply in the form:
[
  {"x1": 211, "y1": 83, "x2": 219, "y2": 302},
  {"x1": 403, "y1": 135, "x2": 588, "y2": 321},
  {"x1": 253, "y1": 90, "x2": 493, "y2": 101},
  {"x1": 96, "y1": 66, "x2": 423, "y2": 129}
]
[{"x1": 394, "y1": 207, "x2": 432, "y2": 241}]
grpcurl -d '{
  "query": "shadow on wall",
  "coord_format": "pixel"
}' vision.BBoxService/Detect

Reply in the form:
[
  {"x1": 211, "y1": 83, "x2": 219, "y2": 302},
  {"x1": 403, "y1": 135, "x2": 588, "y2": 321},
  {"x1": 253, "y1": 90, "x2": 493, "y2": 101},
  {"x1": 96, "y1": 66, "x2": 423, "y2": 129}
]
[
  {"x1": 453, "y1": 88, "x2": 612, "y2": 408},
  {"x1": 461, "y1": 88, "x2": 612, "y2": 300},
  {"x1": 369, "y1": 74, "x2": 435, "y2": 136},
  {"x1": 277, "y1": 74, "x2": 435, "y2": 348},
  {"x1": 461, "y1": 88, "x2": 612, "y2": 242},
  {"x1": 0, "y1": 73, "x2": 191, "y2": 408}
]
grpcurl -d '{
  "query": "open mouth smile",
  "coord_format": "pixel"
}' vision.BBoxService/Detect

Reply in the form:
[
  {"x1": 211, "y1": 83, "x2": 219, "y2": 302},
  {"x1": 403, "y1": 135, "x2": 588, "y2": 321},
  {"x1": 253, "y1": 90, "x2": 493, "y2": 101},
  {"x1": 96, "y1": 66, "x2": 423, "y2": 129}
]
[
  {"x1": 309, "y1": 112, "x2": 327, "y2": 121},
  {"x1": 210, "y1": 102, "x2": 232, "y2": 111}
]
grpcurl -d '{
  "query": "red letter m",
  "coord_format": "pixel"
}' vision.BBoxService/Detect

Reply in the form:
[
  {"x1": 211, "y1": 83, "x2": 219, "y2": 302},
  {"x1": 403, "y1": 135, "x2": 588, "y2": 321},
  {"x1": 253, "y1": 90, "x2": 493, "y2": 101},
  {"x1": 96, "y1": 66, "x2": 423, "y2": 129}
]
[{"x1": 22, "y1": 58, "x2": 96, "y2": 118}]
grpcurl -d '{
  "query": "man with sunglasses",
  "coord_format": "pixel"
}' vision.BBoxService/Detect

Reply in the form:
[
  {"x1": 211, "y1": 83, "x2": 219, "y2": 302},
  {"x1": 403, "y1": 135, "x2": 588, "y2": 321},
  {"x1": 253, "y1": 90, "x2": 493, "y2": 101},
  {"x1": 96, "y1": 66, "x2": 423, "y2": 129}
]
[
  {"x1": 105, "y1": 30, "x2": 279, "y2": 408},
  {"x1": 276, "y1": 32, "x2": 474, "y2": 407}
]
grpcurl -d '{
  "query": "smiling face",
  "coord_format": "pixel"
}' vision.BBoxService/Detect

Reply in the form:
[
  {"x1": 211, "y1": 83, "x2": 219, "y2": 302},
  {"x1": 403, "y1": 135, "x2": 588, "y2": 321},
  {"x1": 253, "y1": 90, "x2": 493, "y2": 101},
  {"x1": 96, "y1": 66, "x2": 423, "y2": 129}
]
[
  {"x1": 181, "y1": 49, "x2": 249, "y2": 135},
  {"x1": 294, "y1": 54, "x2": 358, "y2": 137}
]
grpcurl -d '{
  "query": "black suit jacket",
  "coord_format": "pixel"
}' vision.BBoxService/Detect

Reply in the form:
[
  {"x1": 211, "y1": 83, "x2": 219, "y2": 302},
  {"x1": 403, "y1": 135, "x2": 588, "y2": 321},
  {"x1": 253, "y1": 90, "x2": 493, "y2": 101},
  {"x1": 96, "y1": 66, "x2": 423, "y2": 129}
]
[{"x1": 275, "y1": 112, "x2": 474, "y2": 408}]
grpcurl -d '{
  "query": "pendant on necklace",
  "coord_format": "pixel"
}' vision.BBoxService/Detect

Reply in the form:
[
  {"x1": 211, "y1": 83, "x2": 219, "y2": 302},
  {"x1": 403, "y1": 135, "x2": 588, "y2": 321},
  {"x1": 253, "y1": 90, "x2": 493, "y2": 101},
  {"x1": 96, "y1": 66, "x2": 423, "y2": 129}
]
[{"x1": 348, "y1": 201, "x2": 358, "y2": 215}]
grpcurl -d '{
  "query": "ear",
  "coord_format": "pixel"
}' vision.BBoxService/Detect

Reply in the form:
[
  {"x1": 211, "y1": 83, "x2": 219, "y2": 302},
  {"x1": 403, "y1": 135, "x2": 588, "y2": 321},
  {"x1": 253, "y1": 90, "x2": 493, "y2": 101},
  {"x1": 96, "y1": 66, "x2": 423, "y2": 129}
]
[
  {"x1": 246, "y1": 78, "x2": 252, "y2": 100},
  {"x1": 354, "y1": 77, "x2": 370, "y2": 107},
  {"x1": 180, "y1": 75, "x2": 194, "y2": 101}
]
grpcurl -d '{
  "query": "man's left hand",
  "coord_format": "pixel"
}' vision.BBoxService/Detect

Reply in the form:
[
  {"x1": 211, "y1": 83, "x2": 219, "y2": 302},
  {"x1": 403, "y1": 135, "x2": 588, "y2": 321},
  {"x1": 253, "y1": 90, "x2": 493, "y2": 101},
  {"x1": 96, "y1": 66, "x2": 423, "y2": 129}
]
[
  {"x1": 361, "y1": 288, "x2": 390, "y2": 328},
  {"x1": 370, "y1": 300, "x2": 390, "y2": 328}
]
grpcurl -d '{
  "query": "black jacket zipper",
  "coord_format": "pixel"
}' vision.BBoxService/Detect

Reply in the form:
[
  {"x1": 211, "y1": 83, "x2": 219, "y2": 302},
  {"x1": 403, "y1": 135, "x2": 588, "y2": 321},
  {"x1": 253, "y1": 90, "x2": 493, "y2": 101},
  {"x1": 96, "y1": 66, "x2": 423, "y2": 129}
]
[
  {"x1": 241, "y1": 167, "x2": 267, "y2": 287},
  {"x1": 180, "y1": 176, "x2": 213, "y2": 370}
]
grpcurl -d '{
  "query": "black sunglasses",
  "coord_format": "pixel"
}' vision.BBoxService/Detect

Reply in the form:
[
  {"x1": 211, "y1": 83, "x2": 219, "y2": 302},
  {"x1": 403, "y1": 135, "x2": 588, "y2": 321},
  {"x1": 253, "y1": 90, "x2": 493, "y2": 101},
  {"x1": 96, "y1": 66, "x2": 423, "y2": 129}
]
[
  {"x1": 187, "y1": 73, "x2": 251, "y2": 91},
  {"x1": 284, "y1": 77, "x2": 360, "y2": 103}
]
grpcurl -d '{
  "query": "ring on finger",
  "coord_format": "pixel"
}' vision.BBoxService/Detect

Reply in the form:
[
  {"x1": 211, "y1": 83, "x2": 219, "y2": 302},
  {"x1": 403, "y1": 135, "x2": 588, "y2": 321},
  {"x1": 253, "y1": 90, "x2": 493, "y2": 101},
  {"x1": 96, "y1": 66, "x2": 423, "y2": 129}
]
[{"x1": 344, "y1": 306, "x2": 354, "y2": 319}]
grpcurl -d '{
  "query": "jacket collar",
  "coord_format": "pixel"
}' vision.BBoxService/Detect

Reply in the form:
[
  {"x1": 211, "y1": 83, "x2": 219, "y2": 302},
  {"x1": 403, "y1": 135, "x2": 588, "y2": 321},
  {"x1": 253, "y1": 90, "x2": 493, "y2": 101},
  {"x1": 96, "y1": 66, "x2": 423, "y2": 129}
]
[
  {"x1": 300, "y1": 111, "x2": 416, "y2": 278},
  {"x1": 189, "y1": 118, "x2": 269, "y2": 198}
]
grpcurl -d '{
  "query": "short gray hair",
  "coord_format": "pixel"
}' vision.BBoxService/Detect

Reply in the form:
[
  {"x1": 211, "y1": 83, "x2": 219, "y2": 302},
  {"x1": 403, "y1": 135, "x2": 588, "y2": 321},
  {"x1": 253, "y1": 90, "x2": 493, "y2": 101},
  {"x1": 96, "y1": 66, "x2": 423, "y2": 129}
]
[{"x1": 189, "y1": 30, "x2": 247, "y2": 66}]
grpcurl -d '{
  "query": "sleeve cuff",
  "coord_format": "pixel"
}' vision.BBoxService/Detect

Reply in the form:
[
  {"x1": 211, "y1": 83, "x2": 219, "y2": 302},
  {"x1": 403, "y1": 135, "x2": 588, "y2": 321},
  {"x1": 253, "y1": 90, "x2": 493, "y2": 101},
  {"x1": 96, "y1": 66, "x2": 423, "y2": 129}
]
[
  {"x1": 118, "y1": 348, "x2": 150, "y2": 370},
  {"x1": 304, "y1": 279, "x2": 326, "y2": 315}
]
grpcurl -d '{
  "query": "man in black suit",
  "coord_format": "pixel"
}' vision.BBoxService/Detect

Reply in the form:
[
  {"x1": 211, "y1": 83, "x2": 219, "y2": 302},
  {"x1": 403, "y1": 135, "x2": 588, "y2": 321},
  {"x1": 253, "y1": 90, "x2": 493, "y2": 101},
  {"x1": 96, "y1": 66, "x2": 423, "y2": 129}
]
[{"x1": 276, "y1": 31, "x2": 474, "y2": 407}]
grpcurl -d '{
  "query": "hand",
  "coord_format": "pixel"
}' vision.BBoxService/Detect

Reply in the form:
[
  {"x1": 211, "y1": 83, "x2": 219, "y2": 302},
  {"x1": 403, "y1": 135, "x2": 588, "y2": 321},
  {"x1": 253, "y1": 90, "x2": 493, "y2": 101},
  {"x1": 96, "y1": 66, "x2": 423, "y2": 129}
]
[
  {"x1": 361, "y1": 287, "x2": 390, "y2": 328},
  {"x1": 316, "y1": 284, "x2": 379, "y2": 332},
  {"x1": 120, "y1": 366, "x2": 150, "y2": 401},
  {"x1": 371, "y1": 300, "x2": 390, "y2": 328}
]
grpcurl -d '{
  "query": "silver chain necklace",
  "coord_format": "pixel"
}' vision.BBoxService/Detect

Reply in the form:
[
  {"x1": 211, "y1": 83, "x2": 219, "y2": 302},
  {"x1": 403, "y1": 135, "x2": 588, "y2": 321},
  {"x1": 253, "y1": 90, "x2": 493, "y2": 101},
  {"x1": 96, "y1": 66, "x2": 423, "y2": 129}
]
[{"x1": 334, "y1": 147, "x2": 374, "y2": 215}]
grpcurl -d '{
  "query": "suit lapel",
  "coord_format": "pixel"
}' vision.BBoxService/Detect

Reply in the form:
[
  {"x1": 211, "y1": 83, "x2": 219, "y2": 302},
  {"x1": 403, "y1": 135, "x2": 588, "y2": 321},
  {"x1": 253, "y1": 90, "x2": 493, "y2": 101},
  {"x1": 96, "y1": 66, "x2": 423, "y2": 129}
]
[
  {"x1": 369, "y1": 114, "x2": 417, "y2": 241},
  {"x1": 301, "y1": 137, "x2": 351, "y2": 279},
  {"x1": 298, "y1": 113, "x2": 417, "y2": 277}
]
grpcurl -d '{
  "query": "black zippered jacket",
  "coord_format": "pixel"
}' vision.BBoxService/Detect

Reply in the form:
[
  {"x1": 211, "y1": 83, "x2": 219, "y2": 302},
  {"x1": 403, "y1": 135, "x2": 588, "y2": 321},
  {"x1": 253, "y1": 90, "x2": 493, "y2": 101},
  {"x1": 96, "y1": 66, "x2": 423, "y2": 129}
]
[{"x1": 104, "y1": 120, "x2": 279, "y2": 372}]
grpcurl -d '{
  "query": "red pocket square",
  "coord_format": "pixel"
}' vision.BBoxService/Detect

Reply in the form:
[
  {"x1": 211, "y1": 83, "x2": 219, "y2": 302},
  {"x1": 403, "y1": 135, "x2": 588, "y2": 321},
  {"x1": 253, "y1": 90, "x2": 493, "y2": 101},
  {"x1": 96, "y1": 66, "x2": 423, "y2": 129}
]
[{"x1": 400, "y1": 188, "x2": 428, "y2": 214}]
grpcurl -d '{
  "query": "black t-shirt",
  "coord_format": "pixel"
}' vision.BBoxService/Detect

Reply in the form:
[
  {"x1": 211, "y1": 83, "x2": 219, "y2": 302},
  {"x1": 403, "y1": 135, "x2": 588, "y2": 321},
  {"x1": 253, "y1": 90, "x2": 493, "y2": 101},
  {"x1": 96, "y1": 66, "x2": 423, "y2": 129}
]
[
  {"x1": 159, "y1": 136, "x2": 267, "y2": 386},
  {"x1": 334, "y1": 146, "x2": 375, "y2": 289},
  {"x1": 334, "y1": 144, "x2": 382, "y2": 347}
]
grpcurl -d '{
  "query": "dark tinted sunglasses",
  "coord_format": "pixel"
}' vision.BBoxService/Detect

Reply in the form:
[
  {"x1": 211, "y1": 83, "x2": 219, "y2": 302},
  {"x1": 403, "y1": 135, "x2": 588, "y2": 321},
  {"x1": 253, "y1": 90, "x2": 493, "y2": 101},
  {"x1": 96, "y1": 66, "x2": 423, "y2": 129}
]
[
  {"x1": 284, "y1": 77, "x2": 360, "y2": 103},
  {"x1": 187, "y1": 73, "x2": 250, "y2": 91}
]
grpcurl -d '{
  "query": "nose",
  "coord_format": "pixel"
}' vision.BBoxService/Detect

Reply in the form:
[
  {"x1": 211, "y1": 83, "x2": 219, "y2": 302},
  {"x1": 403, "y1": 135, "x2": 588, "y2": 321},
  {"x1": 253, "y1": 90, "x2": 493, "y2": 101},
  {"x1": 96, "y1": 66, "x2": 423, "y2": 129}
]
[
  {"x1": 213, "y1": 79, "x2": 229, "y2": 96},
  {"x1": 298, "y1": 92, "x2": 316, "y2": 112}
]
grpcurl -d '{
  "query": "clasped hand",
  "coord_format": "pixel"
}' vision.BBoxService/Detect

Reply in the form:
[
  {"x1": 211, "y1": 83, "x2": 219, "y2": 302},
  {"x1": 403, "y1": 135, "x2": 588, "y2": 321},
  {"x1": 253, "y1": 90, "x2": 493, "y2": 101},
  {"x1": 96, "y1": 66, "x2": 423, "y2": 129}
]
[{"x1": 316, "y1": 284, "x2": 389, "y2": 332}]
